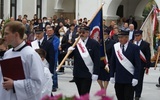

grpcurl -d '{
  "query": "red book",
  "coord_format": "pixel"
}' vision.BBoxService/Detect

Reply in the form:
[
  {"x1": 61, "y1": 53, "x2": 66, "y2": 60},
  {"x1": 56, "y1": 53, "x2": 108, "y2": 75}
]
[{"x1": 0, "y1": 56, "x2": 25, "y2": 80}]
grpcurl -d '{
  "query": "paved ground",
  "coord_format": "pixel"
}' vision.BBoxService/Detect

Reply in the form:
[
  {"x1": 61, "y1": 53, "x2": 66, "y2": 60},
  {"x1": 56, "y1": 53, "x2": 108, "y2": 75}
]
[{"x1": 53, "y1": 67, "x2": 160, "y2": 100}]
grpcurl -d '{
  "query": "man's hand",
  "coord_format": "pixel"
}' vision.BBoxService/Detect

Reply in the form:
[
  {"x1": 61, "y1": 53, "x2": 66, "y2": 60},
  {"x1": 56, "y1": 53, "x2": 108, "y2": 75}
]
[
  {"x1": 59, "y1": 46, "x2": 62, "y2": 50},
  {"x1": 145, "y1": 67, "x2": 149, "y2": 75},
  {"x1": 68, "y1": 46, "x2": 75, "y2": 51},
  {"x1": 110, "y1": 77, "x2": 115, "y2": 84},
  {"x1": 3, "y1": 77, "x2": 14, "y2": 91},
  {"x1": 92, "y1": 74, "x2": 98, "y2": 81},
  {"x1": 132, "y1": 79, "x2": 138, "y2": 86}
]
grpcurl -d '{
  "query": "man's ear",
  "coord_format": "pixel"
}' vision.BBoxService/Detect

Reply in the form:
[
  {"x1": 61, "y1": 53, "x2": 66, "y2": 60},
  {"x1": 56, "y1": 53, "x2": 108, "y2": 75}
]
[{"x1": 14, "y1": 32, "x2": 20, "y2": 38}]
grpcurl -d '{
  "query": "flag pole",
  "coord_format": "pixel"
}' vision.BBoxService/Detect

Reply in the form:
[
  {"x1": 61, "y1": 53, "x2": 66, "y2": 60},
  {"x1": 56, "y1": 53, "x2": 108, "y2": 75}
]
[
  {"x1": 56, "y1": 3, "x2": 104, "y2": 72},
  {"x1": 154, "y1": 51, "x2": 160, "y2": 70},
  {"x1": 140, "y1": 7, "x2": 154, "y2": 30}
]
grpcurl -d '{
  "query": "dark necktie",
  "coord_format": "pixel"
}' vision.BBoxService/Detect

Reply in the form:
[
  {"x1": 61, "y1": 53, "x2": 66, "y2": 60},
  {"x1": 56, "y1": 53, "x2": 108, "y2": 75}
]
[
  {"x1": 137, "y1": 41, "x2": 139, "y2": 45},
  {"x1": 38, "y1": 41, "x2": 41, "y2": 47},
  {"x1": 122, "y1": 45, "x2": 125, "y2": 54}
]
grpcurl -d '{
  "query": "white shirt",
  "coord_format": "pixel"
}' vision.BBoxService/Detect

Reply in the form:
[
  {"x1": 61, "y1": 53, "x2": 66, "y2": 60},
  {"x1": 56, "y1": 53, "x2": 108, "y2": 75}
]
[
  {"x1": 134, "y1": 39, "x2": 142, "y2": 46},
  {"x1": 121, "y1": 41, "x2": 129, "y2": 51},
  {"x1": 83, "y1": 37, "x2": 89, "y2": 45},
  {"x1": 38, "y1": 37, "x2": 44, "y2": 45},
  {"x1": 129, "y1": 30, "x2": 134, "y2": 40}
]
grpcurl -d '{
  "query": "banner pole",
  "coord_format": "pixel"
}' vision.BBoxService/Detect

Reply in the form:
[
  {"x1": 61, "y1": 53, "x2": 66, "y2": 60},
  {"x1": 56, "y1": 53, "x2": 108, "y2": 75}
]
[
  {"x1": 140, "y1": 7, "x2": 154, "y2": 30},
  {"x1": 154, "y1": 52, "x2": 160, "y2": 70}
]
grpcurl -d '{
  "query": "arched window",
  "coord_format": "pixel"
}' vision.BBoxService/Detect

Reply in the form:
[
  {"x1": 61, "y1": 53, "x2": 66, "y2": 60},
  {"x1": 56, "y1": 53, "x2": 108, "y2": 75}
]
[
  {"x1": 116, "y1": 5, "x2": 124, "y2": 18},
  {"x1": 37, "y1": 0, "x2": 42, "y2": 19},
  {"x1": 10, "y1": 0, "x2": 17, "y2": 19}
]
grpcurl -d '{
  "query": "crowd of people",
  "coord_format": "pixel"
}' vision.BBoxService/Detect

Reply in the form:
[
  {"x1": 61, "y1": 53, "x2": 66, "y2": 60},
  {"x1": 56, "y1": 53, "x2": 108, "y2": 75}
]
[{"x1": 0, "y1": 13, "x2": 159, "y2": 100}]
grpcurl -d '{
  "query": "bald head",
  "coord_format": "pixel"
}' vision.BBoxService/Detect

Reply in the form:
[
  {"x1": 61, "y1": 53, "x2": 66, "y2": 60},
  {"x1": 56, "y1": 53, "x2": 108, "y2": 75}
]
[{"x1": 129, "y1": 24, "x2": 134, "y2": 31}]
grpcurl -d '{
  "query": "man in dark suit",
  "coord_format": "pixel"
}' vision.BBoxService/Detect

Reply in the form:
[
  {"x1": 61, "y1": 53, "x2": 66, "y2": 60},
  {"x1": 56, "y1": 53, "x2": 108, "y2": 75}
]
[
  {"x1": 66, "y1": 23, "x2": 77, "y2": 48},
  {"x1": 22, "y1": 18, "x2": 30, "y2": 36},
  {"x1": 134, "y1": 30, "x2": 151, "y2": 100},
  {"x1": 68, "y1": 26, "x2": 100, "y2": 96},
  {"x1": 110, "y1": 30, "x2": 141, "y2": 100},
  {"x1": 35, "y1": 28, "x2": 55, "y2": 74},
  {"x1": 129, "y1": 24, "x2": 135, "y2": 42}
]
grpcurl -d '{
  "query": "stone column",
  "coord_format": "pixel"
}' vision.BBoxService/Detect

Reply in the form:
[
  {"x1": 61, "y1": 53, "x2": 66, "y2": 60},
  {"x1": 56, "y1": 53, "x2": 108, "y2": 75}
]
[
  {"x1": 3, "y1": 0, "x2": 10, "y2": 19},
  {"x1": 42, "y1": 0, "x2": 47, "y2": 17},
  {"x1": 17, "y1": 0, "x2": 22, "y2": 18}
]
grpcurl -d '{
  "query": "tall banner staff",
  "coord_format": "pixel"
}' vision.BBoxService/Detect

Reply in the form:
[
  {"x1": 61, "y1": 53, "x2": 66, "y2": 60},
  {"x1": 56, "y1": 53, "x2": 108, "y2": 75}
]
[
  {"x1": 56, "y1": 3, "x2": 105, "y2": 72},
  {"x1": 140, "y1": 6, "x2": 158, "y2": 70}
]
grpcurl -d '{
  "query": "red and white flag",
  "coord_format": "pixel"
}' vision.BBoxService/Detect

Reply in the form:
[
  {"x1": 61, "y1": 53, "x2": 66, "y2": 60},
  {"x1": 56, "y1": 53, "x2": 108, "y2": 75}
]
[{"x1": 140, "y1": 6, "x2": 159, "y2": 57}]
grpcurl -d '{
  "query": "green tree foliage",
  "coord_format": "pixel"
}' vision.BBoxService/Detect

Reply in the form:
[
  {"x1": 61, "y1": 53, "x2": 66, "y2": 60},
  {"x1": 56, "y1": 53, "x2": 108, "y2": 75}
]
[{"x1": 143, "y1": 0, "x2": 156, "y2": 20}]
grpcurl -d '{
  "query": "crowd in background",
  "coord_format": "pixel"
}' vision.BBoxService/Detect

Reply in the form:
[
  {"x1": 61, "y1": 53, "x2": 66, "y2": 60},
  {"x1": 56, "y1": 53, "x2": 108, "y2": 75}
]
[{"x1": 0, "y1": 13, "x2": 140, "y2": 91}]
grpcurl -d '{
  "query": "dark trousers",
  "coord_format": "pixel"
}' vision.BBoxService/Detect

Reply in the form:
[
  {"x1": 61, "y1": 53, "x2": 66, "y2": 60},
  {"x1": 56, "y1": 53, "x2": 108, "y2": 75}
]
[
  {"x1": 74, "y1": 77, "x2": 92, "y2": 96},
  {"x1": 58, "y1": 53, "x2": 66, "y2": 71},
  {"x1": 135, "y1": 68, "x2": 145, "y2": 97},
  {"x1": 115, "y1": 83, "x2": 134, "y2": 100},
  {"x1": 53, "y1": 64, "x2": 58, "y2": 89}
]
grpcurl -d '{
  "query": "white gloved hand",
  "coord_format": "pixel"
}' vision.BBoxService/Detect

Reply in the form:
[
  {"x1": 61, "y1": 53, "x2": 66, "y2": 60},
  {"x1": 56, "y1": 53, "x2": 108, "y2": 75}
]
[
  {"x1": 92, "y1": 74, "x2": 98, "y2": 81},
  {"x1": 110, "y1": 77, "x2": 115, "y2": 84},
  {"x1": 68, "y1": 46, "x2": 75, "y2": 51},
  {"x1": 132, "y1": 79, "x2": 138, "y2": 86}
]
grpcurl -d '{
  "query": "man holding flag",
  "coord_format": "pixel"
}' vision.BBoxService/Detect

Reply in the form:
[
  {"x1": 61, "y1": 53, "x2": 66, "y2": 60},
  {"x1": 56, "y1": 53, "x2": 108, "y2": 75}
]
[
  {"x1": 59, "y1": 3, "x2": 104, "y2": 96},
  {"x1": 134, "y1": 30, "x2": 151, "y2": 100},
  {"x1": 68, "y1": 26, "x2": 100, "y2": 96}
]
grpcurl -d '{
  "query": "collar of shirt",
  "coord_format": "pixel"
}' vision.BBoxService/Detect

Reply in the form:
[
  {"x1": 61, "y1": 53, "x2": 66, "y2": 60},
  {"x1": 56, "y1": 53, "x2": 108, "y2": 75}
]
[
  {"x1": 105, "y1": 38, "x2": 110, "y2": 42},
  {"x1": 47, "y1": 35, "x2": 53, "y2": 40},
  {"x1": 83, "y1": 37, "x2": 89, "y2": 45},
  {"x1": 135, "y1": 39, "x2": 142, "y2": 46},
  {"x1": 38, "y1": 37, "x2": 44, "y2": 44},
  {"x1": 121, "y1": 41, "x2": 129, "y2": 51},
  {"x1": 13, "y1": 41, "x2": 26, "y2": 51}
]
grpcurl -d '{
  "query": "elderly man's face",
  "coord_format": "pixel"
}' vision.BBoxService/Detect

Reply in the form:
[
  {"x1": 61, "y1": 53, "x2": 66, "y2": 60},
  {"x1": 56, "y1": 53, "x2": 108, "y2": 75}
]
[
  {"x1": 46, "y1": 29, "x2": 54, "y2": 37},
  {"x1": 118, "y1": 35, "x2": 128, "y2": 45},
  {"x1": 129, "y1": 24, "x2": 134, "y2": 30},
  {"x1": 35, "y1": 32, "x2": 44, "y2": 40},
  {"x1": 79, "y1": 30, "x2": 89, "y2": 40}
]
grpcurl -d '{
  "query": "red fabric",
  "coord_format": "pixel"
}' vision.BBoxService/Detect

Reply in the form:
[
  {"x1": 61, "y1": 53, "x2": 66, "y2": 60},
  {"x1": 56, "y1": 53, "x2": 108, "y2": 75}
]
[{"x1": 109, "y1": 30, "x2": 114, "y2": 38}]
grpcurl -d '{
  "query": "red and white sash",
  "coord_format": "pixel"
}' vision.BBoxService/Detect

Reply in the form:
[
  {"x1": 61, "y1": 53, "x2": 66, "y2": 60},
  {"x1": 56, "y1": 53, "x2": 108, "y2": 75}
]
[
  {"x1": 134, "y1": 41, "x2": 146, "y2": 62},
  {"x1": 77, "y1": 38, "x2": 94, "y2": 74},
  {"x1": 140, "y1": 51, "x2": 146, "y2": 62},
  {"x1": 114, "y1": 42, "x2": 134, "y2": 75}
]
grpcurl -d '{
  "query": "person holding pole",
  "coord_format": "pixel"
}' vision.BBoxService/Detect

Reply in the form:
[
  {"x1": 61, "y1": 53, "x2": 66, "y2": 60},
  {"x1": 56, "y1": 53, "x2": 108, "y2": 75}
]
[
  {"x1": 156, "y1": 40, "x2": 160, "y2": 87},
  {"x1": 68, "y1": 26, "x2": 100, "y2": 96},
  {"x1": 133, "y1": 30, "x2": 151, "y2": 100},
  {"x1": 97, "y1": 29, "x2": 115, "y2": 95},
  {"x1": 110, "y1": 30, "x2": 141, "y2": 100}
]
